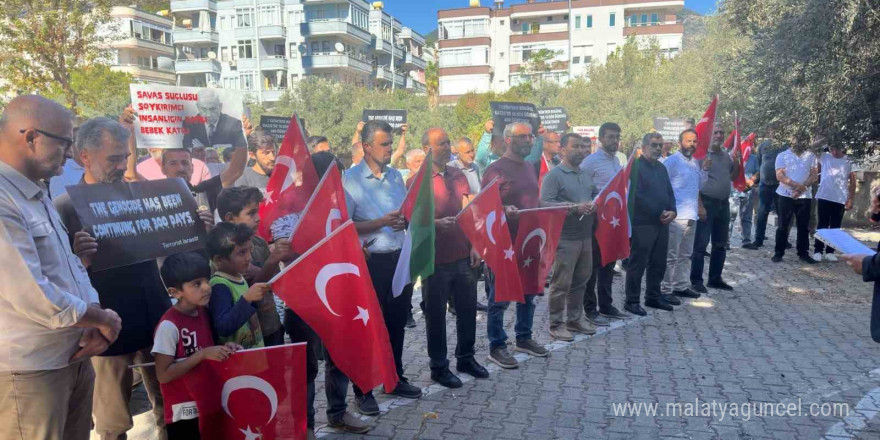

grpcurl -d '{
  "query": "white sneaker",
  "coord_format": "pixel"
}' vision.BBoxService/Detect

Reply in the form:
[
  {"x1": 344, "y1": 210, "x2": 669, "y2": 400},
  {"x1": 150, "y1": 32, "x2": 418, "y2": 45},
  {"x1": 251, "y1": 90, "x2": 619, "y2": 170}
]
[
  {"x1": 812, "y1": 252, "x2": 823, "y2": 262},
  {"x1": 824, "y1": 254, "x2": 838, "y2": 262}
]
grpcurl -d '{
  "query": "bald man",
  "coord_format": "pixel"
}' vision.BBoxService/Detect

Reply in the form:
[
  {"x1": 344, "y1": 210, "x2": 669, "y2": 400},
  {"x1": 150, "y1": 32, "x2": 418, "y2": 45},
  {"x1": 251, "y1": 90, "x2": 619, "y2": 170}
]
[
  {"x1": 0, "y1": 95, "x2": 122, "y2": 440},
  {"x1": 181, "y1": 88, "x2": 247, "y2": 150}
]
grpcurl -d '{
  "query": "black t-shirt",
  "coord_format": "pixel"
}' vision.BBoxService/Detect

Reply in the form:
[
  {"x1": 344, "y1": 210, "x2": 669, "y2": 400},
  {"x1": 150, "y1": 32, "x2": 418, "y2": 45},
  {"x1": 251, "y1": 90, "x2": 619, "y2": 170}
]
[
  {"x1": 53, "y1": 192, "x2": 172, "y2": 356},
  {"x1": 191, "y1": 174, "x2": 223, "y2": 213}
]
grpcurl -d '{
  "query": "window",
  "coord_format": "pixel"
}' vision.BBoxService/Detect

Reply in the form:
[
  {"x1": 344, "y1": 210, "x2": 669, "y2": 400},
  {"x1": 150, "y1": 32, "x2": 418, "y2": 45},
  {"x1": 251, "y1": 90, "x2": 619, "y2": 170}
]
[
  {"x1": 310, "y1": 41, "x2": 320, "y2": 55},
  {"x1": 575, "y1": 16, "x2": 581, "y2": 29},
  {"x1": 564, "y1": 15, "x2": 568, "y2": 20},
  {"x1": 572, "y1": 56, "x2": 580, "y2": 64},
  {"x1": 440, "y1": 18, "x2": 488, "y2": 39},
  {"x1": 239, "y1": 72, "x2": 256, "y2": 90},
  {"x1": 274, "y1": 44, "x2": 285, "y2": 57},
  {"x1": 609, "y1": 13, "x2": 616, "y2": 27},
  {"x1": 629, "y1": 15, "x2": 636, "y2": 26},
  {"x1": 258, "y1": 6, "x2": 280, "y2": 26},
  {"x1": 237, "y1": 40, "x2": 254, "y2": 58},
  {"x1": 289, "y1": 43, "x2": 298, "y2": 58},
  {"x1": 220, "y1": 16, "x2": 229, "y2": 30},
  {"x1": 236, "y1": 8, "x2": 254, "y2": 27},
  {"x1": 220, "y1": 47, "x2": 229, "y2": 62},
  {"x1": 521, "y1": 23, "x2": 529, "y2": 33},
  {"x1": 500, "y1": 20, "x2": 505, "y2": 25},
  {"x1": 587, "y1": 15, "x2": 593, "y2": 28},
  {"x1": 222, "y1": 77, "x2": 237, "y2": 89},
  {"x1": 531, "y1": 23, "x2": 540, "y2": 34},
  {"x1": 438, "y1": 48, "x2": 487, "y2": 67},
  {"x1": 288, "y1": 10, "x2": 303, "y2": 25},
  {"x1": 546, "y1": 16, "x2": 552, "y2": 22},
  {"x1": 641, "y1": 14, "x2": 648, "y2": 25},
  {"x1": 651, "y1": 13, "x2": 659, "y2": 25},
  {"x1": 352, "y1": 7, "x2": 369, "y2": 30}
]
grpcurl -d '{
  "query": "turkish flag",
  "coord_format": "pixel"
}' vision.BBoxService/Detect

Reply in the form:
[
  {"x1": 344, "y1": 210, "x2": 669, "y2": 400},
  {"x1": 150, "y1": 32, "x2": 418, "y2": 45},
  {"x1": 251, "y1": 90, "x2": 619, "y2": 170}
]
[
  {"x1": 594, "y1": 155, "x2": 634, "y2": 267},
  {"x1": 288, "y1": 164, "x2": 348, "y2": 255},
  {"x1": 258, "y1": 115, "x2": 320, "y2": 242},
  {"x1": 456, "y1": 179, "x2": 525, "y2": 303},
  {"x1": 538, "y1": 156, "x2": 550, "y2": 189},
  {"x1": 513, "y1": 207, "x2": 568, "y2": 294},
  {"x1": 270, "y1": 220, "x2": 399, "y2": 393},
  {"x1": 184, "y1": 344, "x2": 308, "y2": 440},
  {"x1": 733, "y1": 132, "x2": 756, "y2": 192},
  {"x1": 693, "y1": 95, "x2": 718, "y2": 160}
]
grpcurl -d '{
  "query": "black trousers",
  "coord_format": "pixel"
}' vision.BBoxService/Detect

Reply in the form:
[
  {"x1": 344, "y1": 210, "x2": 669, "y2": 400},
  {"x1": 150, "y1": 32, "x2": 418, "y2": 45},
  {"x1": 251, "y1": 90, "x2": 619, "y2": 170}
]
[
  {"x1": 626, "y1": 224, "x2": 669, "y2": 304},
  {"x1": 775, "y1": 196, "x2": 812, "y2": 257},
  {"x1": 353, "y1": 251, "x2": 412, "y2": 397},
  {"x1": 584, "y1": 237, "x2": 615, "y2": 313},
  {"x1": 815, "y1": 199, "x2": 846, "y2": 253},
  {"x1": 423, "y1": 258, "x2": 477, "y2": 372},
  {"x1": 691, "y1": 195, "x2": 730, "y2": 286}
]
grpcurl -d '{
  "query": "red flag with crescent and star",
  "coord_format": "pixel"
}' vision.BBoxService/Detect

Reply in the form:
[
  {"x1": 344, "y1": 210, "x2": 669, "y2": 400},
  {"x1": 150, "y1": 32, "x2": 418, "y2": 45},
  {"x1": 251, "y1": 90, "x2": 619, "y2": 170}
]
[
  {"x1": 693, "y1": 95, "x2": 718, "y2": 160},
  {"x1": 258, "y1": 115, "x2": 320, "y2": 242},
  {"x1": 733, "y1": 132, "x2": 756, "y2": 192},
  {"x1": 184, "y1": 344, "x2": 308, "y2": 440},
  {"x1": 456, "y1": 179, "x2": 525, "y2": 303},
  {"x1": 512, "y1": 207, "x2": 568, "y2": 294},
  {"x1": 269, "y1": 220, "x2": 399, "y2": 393},
  {"x1": 594, "y1": 155, "x2": 634, "y2": 267},
  {"x1": 288, "y1": 163, "x2": 349, "y2": 255}
]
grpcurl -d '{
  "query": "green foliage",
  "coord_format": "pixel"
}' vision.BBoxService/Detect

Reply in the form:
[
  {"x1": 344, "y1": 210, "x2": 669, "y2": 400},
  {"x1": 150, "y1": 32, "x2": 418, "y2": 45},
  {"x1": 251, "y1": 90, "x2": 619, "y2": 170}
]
[
  {"x1": 112, "y1": 0, "x2": 169, "y2": 14},
  {"x1": 47, "y1": 65, "x2": 133, "y2": 120}
]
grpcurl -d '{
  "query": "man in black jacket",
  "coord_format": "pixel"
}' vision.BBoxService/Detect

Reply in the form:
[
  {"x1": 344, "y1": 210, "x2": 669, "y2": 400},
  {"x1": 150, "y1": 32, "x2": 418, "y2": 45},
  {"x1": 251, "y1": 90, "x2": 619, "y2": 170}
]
[
  {"x1": 182, "y1": 88, "x2": 247, "y2": 150},
  {"x1": 841, "y1": 188, "x2": 880, "y2": 343}
]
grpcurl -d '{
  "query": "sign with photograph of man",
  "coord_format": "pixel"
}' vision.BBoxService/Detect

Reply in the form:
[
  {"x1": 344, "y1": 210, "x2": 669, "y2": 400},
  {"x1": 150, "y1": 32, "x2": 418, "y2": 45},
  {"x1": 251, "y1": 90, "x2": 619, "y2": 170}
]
[{"x1": 130, "y1": 85, "x2": 247, "y2": 150}]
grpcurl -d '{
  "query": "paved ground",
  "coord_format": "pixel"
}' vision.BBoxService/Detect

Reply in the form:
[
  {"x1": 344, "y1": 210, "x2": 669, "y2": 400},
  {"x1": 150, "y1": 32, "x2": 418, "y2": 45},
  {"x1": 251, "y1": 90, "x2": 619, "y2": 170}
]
[{"x1": 99, "y1": 224, "x2": 880, "y2": 440}]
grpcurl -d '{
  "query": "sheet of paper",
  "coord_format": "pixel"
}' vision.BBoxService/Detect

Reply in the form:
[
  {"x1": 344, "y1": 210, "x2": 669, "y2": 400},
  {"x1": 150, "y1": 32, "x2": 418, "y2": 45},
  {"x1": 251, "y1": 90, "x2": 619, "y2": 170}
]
[{"x1": 814, "y1": 229, "x2": 876, "y2": 255}]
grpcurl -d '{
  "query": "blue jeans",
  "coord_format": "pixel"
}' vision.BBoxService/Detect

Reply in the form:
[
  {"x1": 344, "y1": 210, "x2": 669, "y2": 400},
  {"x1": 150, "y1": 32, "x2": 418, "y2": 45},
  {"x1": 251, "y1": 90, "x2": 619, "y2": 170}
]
[
  {"x1": 486, "y1": 268, "x2": 537, "y2": 349},
  {"x1": 754, "y1": 183, "x2": 779, "y2": 244},
  {"x1": 691, "y1": 195, "x2": 730, "y2": 286},
  {"x1": 729, "y1": 189, "x2": 757, "y2": 244}
]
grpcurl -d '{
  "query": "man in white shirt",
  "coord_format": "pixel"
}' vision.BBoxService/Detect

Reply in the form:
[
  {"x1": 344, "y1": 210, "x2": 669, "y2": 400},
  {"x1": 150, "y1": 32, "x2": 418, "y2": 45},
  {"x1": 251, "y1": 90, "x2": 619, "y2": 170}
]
[
  {"x1": 772, "y1": 133, "x2": 819, "y2": 263},
  {"x1": 813, "y1": 143, "x2": 855, "y2": 261}
]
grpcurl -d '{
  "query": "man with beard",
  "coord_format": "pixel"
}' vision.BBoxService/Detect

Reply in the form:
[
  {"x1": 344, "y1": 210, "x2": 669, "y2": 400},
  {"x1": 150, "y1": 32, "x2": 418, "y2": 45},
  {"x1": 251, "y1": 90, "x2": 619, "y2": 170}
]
[
  {"x1": 343, "y1": 120, "x2": 422, "y2": 415},
  {"x1": 54, "y1": 117, "x2": 171, "y2": 440},
  {"x1": 234, "y1": 129, "x2": 276, "y2": 189},
  {"x1": 771, "y1": 131, "x2": 819, "y2": 264},
  {"x1": 182, "y1": 88, "x2": 247, "y2": 150},
  {"x1": 533, "y1": 130, "x2": 562, "y2": 178},
  {"x1": 449, "y1": 137, "x2": 481, "y2": 195},
  {"x1": 136, "y1": 147, "x2": 211, "y2": 185}
]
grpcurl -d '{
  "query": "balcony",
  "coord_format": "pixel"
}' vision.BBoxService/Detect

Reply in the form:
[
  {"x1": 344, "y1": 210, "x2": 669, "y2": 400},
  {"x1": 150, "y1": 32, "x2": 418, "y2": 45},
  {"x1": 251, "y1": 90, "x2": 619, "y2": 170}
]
[
  {"x1": 259, "y1": 25, "x2": 286, "y2": 39},
  {"x1": 234, "y1": 58, "x2": 257, "y2": 69},
  {"x1": 111, "y1": 37, "x2": 174, "y2": 56},
  {"x1": 261, "y1": 88, "x2": 287, "y2": 102},
  {"x1": 170, "y1": 0, "x2": 217, "y2": 11},
  {"x1": 173, "y1": 29, "x2": 219, "y2": 45},
  {"x1": 234, "y1": 26, "x2": 255, "y2": 39},
  {"x1": 623, "y1": 23, "x2": 685, "y2": 36},
  {"x1": 376, "y1": 68, "x2": 405, "y2": 86},
  {"x1": 398, "y1": 27, "x2": 426, "y2": 46},
  {"x1": 302, "y1": 53, "x2": 373, "y2": 74},
  {"x1": 112, "y1": 65, "x2": 176, "y2": 84},
  {"x1": 300, "y1": 20, "x2": 372, "y2": 45},
  {"x1": 403, "y1": 53, "x2": 426, "y2": 70},
  {"x1": 509, "y1": 31, "x2": 568, "y2": 44},
  {"x1": 175, "y1": 58, "x2": 221, "y2": 74},
  {"x1": 405, "y1": 77, "x2": 427, "y2": 94},
  {"x1": 260, "y1": 57, "x2": 287, "y2": 70}
]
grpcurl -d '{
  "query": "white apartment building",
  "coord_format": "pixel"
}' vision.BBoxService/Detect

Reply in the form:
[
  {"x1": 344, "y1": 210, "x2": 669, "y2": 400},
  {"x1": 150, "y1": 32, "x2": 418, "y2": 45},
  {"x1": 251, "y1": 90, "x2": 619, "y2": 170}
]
[
  {"x1": 108, "y1": 6, "x2": 176, "y2": 85},
  {"x1": 169, "y1": 0, "x2": 427, "y2": 103},
  {"x1": 437, "y1": 0, "x2": 685, "y2": 102}
]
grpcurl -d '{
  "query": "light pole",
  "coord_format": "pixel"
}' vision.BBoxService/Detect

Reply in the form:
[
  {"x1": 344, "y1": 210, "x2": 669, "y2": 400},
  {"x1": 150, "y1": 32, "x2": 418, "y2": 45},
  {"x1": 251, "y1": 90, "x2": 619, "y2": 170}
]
[{"x1": 567, "y1": 0, "x2": 573, "y2": 83}]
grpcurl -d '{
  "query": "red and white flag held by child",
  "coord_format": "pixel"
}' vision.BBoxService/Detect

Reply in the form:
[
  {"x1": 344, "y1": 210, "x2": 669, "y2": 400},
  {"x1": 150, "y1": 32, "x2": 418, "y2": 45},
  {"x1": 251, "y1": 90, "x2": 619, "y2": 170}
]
[
  {"x1": 513, "y1": 207, "x2": 568, "y2": 294},
  {"x1": 184, "y1": 344, "x2": 308, "y2": 440},
  {"x1": 693, "y1": 95, "x2": 719, "y2": 160},
  {"x1": 288, "y1": 164, "x2": 349, "y2": 255},
  {"x1": 594, "y1": 155, "x2": 635, "y2": 267},
  {"x1": 258, "y1": 115, "x2": 320, "y2": 242},
  {"x1": 456, "y1": 179, "x2": 525, "y2": 303},
  {"x1": 270, "y1": 220, "x2": 399, "y2": 393}
]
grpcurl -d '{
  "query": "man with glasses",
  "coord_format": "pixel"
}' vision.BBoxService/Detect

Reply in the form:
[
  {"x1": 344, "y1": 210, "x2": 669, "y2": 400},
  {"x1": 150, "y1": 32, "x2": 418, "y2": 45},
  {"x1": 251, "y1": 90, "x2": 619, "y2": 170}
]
[
  {"x1": 691, "y1": 128, "x2": 742, "y2": 293},
  {"x1": 581, "y1": 122, "x2": 629, "y2": 322},
  {"x1": 0, "y1": 95, "x2": 122, "y2": 440},
  {"x1": 627, "y1": 134, "x2": 677, "y2": 314},
  {"x1": 234, "y1": 128, "x2": 276, "y2": 190}
]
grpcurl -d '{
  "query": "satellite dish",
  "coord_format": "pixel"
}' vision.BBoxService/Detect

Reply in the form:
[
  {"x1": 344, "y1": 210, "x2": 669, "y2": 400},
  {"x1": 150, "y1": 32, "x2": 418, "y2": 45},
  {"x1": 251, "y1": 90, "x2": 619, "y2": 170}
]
[
  {"x1": 207, "y1": 51, "x2": 217, "y2": 60},
  {"x1": 298, "y1": 44, "x2": 307, "y2": 54},
  {"x1": 334, "y1": 42, "x2": 345, "y2": 53}
]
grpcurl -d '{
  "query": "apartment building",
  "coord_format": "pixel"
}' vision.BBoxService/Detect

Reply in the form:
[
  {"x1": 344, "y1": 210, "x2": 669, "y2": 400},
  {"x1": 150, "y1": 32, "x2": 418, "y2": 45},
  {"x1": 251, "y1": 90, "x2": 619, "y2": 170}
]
[
  {"x1": 108, "y1": 6, "x2": 176, "y2": 85},
  {"x1": 437, "y1": 0, "x2": 685, "y2": 102},
  {"x1": 169, "y1": 0, "x2": 427, "y2": 103}
]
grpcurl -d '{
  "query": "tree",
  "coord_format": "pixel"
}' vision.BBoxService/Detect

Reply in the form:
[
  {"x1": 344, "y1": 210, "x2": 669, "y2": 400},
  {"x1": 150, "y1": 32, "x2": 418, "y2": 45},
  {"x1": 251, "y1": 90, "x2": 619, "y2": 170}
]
[
  {"x1": 425, "y1": 60, "x2": 440, "y2": 109},
  {"x1": 0, "y1": 0, "x2": 115, "y2": 115},
  {"x1": 47, "y1": 65, "x2": 133, "y2": 120},
  {"x1": 521, "y1": 49, "x2": 565, "y2": 87}
]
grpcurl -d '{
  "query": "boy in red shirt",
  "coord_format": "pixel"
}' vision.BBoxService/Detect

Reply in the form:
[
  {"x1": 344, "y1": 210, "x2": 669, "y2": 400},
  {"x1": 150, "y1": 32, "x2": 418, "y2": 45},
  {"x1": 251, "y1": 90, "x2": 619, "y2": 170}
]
[{"x1": 152, "y1": 251, "x2": 242, "y2": 439}]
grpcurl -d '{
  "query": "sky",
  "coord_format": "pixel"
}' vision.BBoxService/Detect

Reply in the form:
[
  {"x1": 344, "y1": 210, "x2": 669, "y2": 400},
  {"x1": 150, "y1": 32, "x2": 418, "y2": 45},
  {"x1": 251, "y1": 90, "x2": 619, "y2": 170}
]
[{"x1": 380, "y1": 0, "x2": 718, "y2": 35}]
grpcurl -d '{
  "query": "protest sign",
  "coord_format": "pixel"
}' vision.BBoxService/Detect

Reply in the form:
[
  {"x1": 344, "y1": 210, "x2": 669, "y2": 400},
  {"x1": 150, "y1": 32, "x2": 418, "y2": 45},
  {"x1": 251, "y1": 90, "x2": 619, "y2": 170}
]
[
  {"x1": 573, "y1": 126, "x2": 600, "y2": 141},
  {"x1": 130, "y1": 84, "x2": 247, "y2": 150},
  {"x1": 362, "y1": 109, "x2": 407, "y2": 133},
  {"x1": 538, "y1": 107, "x2": 569, "y2": 133},
  {"x1": 66, "y1": 178, "x2": 207, "y2": 271},
  {"x1": 653, "y1": 117, "x2": 689, "y2": 142},
  {"x1": 489, "y1": 101, "x2": 540, "y2": 137},
  {"x1": 260, "y1": 115, "x2": 307, "y2": 140}
]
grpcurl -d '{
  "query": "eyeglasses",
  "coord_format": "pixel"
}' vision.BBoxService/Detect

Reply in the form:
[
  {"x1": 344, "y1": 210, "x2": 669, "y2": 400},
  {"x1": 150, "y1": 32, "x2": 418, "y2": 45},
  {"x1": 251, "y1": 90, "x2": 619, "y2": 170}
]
[
  {"x1": 649, "y1": 143, "x2": 664, "y2": 148},
  {"x1": 20, "y1": 128, "x2": 75, "y2": 150}
]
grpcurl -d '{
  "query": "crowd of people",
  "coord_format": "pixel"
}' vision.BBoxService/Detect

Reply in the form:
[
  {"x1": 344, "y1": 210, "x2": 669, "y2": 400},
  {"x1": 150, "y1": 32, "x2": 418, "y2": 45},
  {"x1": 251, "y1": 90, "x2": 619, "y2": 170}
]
[{"x1": 0, "y1": 93, "x2": 858, "y2": 440}]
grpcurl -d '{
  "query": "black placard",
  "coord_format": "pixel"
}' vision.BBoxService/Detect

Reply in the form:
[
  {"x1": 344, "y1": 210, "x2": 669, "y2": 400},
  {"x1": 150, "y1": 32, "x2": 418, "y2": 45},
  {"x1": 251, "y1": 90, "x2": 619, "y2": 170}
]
[
  {"x1": 652, "y1": 117, "x2": 689, "y2": 142},
  {"x1": 538, "y1": 107, "x2": 569, "y2": 133},
  {"x1": 66, "y1": 178, "x2": 207, "y2": 271},
  {"x1": 489, "y1": 101, "x2": 540, "y2": 137},
  {"x1": 362, "y1": 109, "x2": 407, "y2": 133},
  {"x1": 260, "y1": 116, "x2": 306, "y2": 140}
]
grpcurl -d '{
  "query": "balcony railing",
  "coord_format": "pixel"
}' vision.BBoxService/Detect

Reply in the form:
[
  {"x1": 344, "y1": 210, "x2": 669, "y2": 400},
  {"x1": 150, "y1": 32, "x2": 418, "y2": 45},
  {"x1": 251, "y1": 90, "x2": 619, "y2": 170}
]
[
  {"x1": 111, "y1": 37, "x2": 174, "y2": 55},
  {"x1": 302, "y1": 53, "x2": 373, "y2": 74},
  {"x1": 403, "y1": 53, "x2": 427, "y2": 70},
  {"x1": 175, "y1": 58, "x2": 221, "y2": 73},
  {"x1": 299, "y1": 20, "x2": 371, "y2": 44},
  {"x1": 376, "y1": 68, "x2": 405, "y2": 86},
  {"x1": 622, "y1": 22, "x2": 685, "y2": 36},
  {"x1": 173, "y1": 29, "x2": 219, "y2": 44},
  {"x1": 260, "y1": 56, "x2": 287, "y2": 70}
]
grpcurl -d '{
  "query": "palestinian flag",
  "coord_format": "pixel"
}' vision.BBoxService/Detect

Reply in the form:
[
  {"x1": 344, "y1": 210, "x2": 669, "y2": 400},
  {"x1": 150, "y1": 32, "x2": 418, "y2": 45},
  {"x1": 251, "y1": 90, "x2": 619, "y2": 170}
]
[{"x1": 391, "y1": 150, "x2": 435, "y2": 297}]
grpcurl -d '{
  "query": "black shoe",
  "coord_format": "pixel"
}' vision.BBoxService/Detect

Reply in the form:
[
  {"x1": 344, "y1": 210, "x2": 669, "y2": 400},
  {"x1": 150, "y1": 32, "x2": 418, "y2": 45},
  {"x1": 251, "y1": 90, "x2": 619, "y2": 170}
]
[
  {"x1": 456, "y1": 360, "x2": 490, "y2": 379},
  {"x1": 673, "y1": 289, "x2": 701, "y2": 299},
  {"x1": 742, "y1": 243, "x2": 759, "y2": 250},
  {"x1": 691, "y1": 284, "x2": 708, "y2": 294},
  {"x1": 475, "y1": 302, "x2": 488, "y2": 312},
  {"x1": 599, "y1": 305, "x2": 628, "y2": 319},
  {"x1": 662, "y1": 294, "x2": 682, "y2": 306},
  {"x1": 799, "y1": 254, "x2": 818, "y2": 264},
  {"x1": 354, "y1": 393, "x2": 379, "y2": 416},
  {"x1": 786, "y1": 242, "x2": 793, "y2": 249},
  {"x1": 753, "y1": 241, "x2": 764, "y2": 248},
  {"x1": 645, "y1": 298, "x2": 674, "y2": 311},
  {"x1": 771, "y1": 254, "x2": 783, "y2": 263},
  {"x1": 706, "y1": 280, "x2": 734, "y2": 291},
  {"x1": 390, "y1": 379, "x2": 422, "y2": 399},
  {"x1": 430, "y1": 368, "x2": 462, "y2": 388},
  {"x1": 623, "y1": 303, "x2": 647, "y2": 316},
  {"x1": 405, "y1": 312, "x2": 416, "y2": 328}
]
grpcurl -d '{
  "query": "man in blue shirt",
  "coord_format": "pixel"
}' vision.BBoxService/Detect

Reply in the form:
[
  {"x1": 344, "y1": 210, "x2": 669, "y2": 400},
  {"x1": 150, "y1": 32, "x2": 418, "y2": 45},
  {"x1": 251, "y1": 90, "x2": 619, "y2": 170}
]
[
  {"x1": 342, "y1": 120, "x2": 422, "y2": 415},
  {"x1": 748, "y1": 126, "x2": 784, "y2": 249}
]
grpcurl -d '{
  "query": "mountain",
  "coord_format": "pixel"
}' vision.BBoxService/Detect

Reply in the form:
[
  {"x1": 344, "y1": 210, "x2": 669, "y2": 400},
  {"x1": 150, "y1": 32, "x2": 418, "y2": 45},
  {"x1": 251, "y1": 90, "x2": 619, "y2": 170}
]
[
  {"x1": 425, "y1": 29, "x2": 438, "y2": 48},
  {"x1": 114, "y1": 0, "x2": 170, "y2": 14}
]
